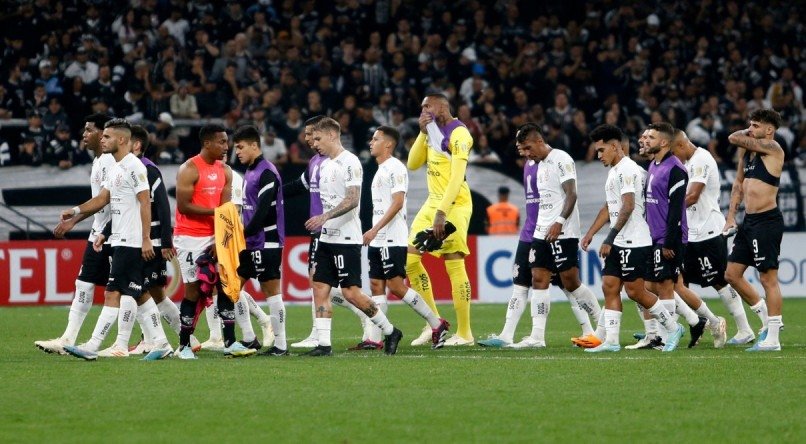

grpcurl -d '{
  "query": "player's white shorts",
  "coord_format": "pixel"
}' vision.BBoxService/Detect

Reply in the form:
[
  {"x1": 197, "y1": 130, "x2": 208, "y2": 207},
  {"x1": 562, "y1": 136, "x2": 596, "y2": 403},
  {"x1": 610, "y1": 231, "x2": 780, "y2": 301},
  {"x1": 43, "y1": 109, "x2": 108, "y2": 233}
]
[{"x1": 174, "y1": 234, "x2": 215, "y2": 283}]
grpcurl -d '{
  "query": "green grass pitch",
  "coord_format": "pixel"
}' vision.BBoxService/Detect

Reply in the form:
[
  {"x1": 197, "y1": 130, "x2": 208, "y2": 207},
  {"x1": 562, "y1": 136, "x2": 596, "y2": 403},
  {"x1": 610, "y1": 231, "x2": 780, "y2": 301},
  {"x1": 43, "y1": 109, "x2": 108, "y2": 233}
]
[{"x1": 1, "y1": 300, "x2": 804, "y2": 443}]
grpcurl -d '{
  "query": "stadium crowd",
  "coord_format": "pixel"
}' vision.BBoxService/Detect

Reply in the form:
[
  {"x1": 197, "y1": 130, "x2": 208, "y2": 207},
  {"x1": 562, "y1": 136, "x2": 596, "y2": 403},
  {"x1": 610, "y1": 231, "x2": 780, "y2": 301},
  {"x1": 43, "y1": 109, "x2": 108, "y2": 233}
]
[{"x1": 0, "y1": 0, "x2": 803, "y2": 172}]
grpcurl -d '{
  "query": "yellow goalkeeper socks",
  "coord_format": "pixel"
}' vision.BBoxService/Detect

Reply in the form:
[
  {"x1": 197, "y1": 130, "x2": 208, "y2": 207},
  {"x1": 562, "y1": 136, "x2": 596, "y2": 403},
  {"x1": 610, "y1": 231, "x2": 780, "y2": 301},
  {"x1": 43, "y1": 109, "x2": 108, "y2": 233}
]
[
  {"x1": 445, "y1": 258, "x2": 472, "y2": 339},
  {"x1": 406, "y1": 253, "x2": 440, "y2": 317}
]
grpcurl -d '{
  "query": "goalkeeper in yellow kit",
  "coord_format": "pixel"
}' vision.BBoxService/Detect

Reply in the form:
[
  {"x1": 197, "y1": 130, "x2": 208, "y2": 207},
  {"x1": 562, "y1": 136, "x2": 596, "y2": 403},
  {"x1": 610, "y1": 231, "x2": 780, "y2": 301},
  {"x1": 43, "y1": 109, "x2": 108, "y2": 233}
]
[{"x1": 406, "y1": 93, "x2": 474, "y2": 346}]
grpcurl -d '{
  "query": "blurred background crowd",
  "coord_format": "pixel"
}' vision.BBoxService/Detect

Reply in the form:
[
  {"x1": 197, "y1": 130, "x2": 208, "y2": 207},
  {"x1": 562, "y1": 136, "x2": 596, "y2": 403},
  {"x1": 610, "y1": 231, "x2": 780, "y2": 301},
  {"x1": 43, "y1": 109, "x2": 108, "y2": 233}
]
[{"x1": 0, "y1": 0, "x2": 803, "y2": 177}]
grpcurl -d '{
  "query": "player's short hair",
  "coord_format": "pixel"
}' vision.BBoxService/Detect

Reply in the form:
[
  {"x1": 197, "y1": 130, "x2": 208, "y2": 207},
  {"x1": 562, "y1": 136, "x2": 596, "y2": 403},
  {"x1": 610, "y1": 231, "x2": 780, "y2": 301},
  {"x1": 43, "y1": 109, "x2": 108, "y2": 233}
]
[
  {"x1": 425, "y1": 92, "x2": 450, "y2": 103},
  {"x1": 749, "y1": 109, "x2": 782, "y2": 129},
  {"x1": 646, "y1": 122, "x2": 675, "y2": 140},
  {"x1": 130, "y1": 125, "x2": 150, "y2": 157},
  {"x1": 304, "y1": 115, "x2": 325, "y2": 128},
  {"x1": 589, "y1": 124, "x2": 624, "y2": 144},
  {"x1": 85, "y1": 113, "x2": 112, "y2": 129},
  {"x1": 199, "y1": 123, "x2": 227, "y2": 143},
  {"x1": 232, "y1": 125, "x2": 261, "y2": 145},
  {"x1": 515, "y1": 122, "x2": 543, "y2": 143},
  {"x1": 104, "y1": 118, "x2": 131, "y2": 133},
  {"x1": 671, "y1": 128, "x2": 687, "y2": 143},
  {"x1": 376, "y1": 125, "x2": 400, "y2": 145},
  {"x1": 313, "y1": 117, "x2": 340, "y2": 134}
]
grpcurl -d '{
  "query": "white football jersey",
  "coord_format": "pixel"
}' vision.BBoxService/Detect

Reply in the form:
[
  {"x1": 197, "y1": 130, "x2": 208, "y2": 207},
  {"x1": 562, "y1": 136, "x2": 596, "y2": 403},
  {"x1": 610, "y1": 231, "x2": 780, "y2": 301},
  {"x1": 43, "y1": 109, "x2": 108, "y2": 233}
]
[
  {"x1": 319, "y1": 149, "x2": 363, "y2": 245},
  {"x1": 88, "y1": 153, "x2": 115, "y2": 243},
  {"x1": 685, "y1": 147, "x2": 725, "y2": 242},
  {"x1": 103, "y1": 153, "x2": 149, "y2": 248},
  {"x1": 533, "y1": 148, "x2": 580, "y2": 240},
  {"x1": 605, "y1": 157, "x2": 652, "y2": 247},
  {"x1": 370, "y1": 157, "x2": 408, "y2": 247},
  {"x1": 231, "y1": 170, "x2": 244, "y2": 207}
]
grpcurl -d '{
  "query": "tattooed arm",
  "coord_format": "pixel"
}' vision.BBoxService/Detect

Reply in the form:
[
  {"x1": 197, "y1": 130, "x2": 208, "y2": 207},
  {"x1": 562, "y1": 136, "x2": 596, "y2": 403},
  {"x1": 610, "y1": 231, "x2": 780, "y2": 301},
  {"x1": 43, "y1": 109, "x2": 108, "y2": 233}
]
[
  {"x1": 304, "y1": 185, "x2": 360, "y2": 231},
  {"x1": 727, "y1": 131, "x2": 783, "y2": 157},
  {"x1": 724, "y1": 148, "x2": 745, "y2": 231}
]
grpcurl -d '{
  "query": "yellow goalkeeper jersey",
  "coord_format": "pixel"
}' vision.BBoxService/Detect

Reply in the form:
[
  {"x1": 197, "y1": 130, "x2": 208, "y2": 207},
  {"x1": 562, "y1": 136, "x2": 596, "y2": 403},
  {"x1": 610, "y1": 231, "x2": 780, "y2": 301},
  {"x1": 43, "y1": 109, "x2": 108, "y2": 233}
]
[{"x1": 411, "y1": 120, "x2": 473, "y2": 211}]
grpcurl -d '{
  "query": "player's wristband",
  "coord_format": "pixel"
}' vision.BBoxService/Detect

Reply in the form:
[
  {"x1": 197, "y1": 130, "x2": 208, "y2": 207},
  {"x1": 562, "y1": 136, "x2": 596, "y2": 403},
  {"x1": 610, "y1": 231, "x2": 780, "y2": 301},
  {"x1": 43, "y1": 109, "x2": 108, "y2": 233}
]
[
  {"x1": 555, "y1": 216, "x2": 566, "y2": 225},
  {"x1": 71, "y1": 206, "x2": 81, "y2": 215},
  {"x1": 603, "y1": 228, "x2": 618, "y2": 246}
]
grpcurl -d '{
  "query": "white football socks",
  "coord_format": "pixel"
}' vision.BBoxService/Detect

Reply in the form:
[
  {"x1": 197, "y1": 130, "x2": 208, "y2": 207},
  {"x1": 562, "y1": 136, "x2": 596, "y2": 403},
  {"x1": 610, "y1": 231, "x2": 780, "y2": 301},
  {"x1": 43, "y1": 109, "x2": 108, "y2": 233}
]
[
  {"x1": 156, "y1": 298, "x2": 181, "y2": 334},
  {"x1": 674, "y1": 292, "x2": 700, "y2": 326},
  {"x1": 366, "y1": 295, "x2": 386, "y2": 343},
  {"x1": 594, "y1": 307, "x2": 606, "y2": 340},
  {"x1": 369, "y1": 310, "x2": 394, "y2": 336},
  {"x1": 205, "y1": 296, "x2": 222, "y2": 341},
  {"x1": 603, "y1": 309, "x2": 622, "y2": 346},
  {"x1": 113, "y1": 296, "x2": 137, "y2": 349},
  {"x1": 139, "y1": 298, "x2": 168, "y2": 345},
  {"x1": 314, "y1": 318, "x2": 332, "y2": 347},
  {"x1": 266, "y1": 294, "x2": 286, "y2": 349},
  {"x1": 62, "y1": 280, "x2": 95, "y2": 344},
  {"x1": 566, "y1": 288, "x2": 594, "y2": 336},
  {"x1": 765, "y1": 315, "x2": 782, "y2": 344},
  {"x1": 694, "y1": 300, "x2": 720, "y2": 326},
  {"x1": 235, "y1": 295, "x2": 256, "y2": 342},
  {"x1": 648, "y1": 300, "x2": 678, "y2": 334},
  {"x1": 750, "y1": 300, "x2": 769, "y2": 329},
  {"x1": 402, "y1": 289, "x2": 441, "y2": 329},
  {"x1": 500, "y1": 285, "x2": 528, "y2": 342},
  {"x1": 717, "y1": 286, "x2": 752, "y2": 333},
  {"x1": 243, "y1": 291, "x2": 271, "y2": 326},
  {"x1": 530, "y1": 288, "x2": 550, "y2": 342},
  {"x1": 84, "y1": 305, "x2": 119, "y2": 352}
]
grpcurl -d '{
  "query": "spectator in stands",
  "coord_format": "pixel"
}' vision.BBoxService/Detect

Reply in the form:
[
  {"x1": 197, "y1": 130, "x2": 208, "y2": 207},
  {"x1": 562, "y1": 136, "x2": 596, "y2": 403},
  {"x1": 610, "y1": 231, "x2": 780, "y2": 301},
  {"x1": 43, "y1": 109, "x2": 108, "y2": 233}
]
[
  {"x1": 21, "y1": 110, "x2": 48, "y2": 155},
  {"x1": 568, "y1": 110, "x2": 590, "y2": 160},
  {"x1": 64, "y1": 47, "x2": 99, "y2": 84},
  {"x1": 42, "y1": 98, "x2": 68, "y2": 134},
  {"x1": 150, "y1": 112, "x2": 181, "y2": 164},
  {"x1": 18, "y1": 137, "x2": 42, "y2": 167},
  {"x1": 37, "y1": 59, "x2": 63, "y2": 97},
  {"x1": 45, "y1": 124, "x2": 79, "y2": 169},
  {"x1": 546, "y1": 91, "x2": 575, "y2": 131},
  {"x1": 170, "y1": 80, "x2": 199, "y2": 120},
  {"x1": 469, "y1": 135, "x2": 501, "y2": 165},
  {"x1": 261, "y1": 126, "x2": 288, "y2": 166},
  {"x1": 26, "y1": 82, "x2": 49, "y2": 114},
  {"x1": 687, "y1": 113, "x2": 718, "y2": 155},
  {"x1": 0, "y1": 84, "x2": 22, "y2": 118}
]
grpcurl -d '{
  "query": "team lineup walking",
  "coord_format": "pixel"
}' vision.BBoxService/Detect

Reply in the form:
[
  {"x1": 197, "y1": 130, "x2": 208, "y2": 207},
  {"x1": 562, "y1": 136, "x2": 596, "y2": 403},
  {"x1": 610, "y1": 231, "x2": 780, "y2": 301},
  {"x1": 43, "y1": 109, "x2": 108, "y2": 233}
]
[{"x1": 36, "y1": 103, "x2": 787, "y2": 358}]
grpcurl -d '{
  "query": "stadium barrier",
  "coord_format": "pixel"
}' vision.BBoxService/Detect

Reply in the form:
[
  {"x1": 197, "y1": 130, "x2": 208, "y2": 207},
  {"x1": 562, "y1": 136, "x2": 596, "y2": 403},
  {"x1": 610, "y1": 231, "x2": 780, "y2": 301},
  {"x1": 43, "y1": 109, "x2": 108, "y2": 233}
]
[{"x1": 1, "y1": 234, "x2": 805, "y2": 306}]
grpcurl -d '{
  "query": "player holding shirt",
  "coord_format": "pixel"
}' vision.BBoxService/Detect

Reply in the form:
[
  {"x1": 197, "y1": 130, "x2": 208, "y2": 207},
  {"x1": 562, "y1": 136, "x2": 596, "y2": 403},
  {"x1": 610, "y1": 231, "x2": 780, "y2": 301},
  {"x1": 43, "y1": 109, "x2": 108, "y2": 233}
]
[
  {"x1": 406, "y1": 93, "x2": 475, "y2": 346},
  {"x1": 361, "y1": 126, "x2": 450, "y2": 350},
  {"x1": 581, "y1": 124, "x2": 685, "y2": 352},
  {"x1": 724, "y1": 109, "x2": 786, "y2": 351},
  {"x1": 285, "y1": 116, "x2": 368, "y2": 349},
  {"x1": 36, "y1": 113, "x2": 113, "y2": 354},
  {"x1": 171, "y1": 124, "x2": 254, "y2": 359},
  {"x1": 62, "y1": 119, "x2": 171, "y2": 360},
  {"x1": 303, "y1": 117, "x2": 403, "y2": 356},
  {"x1": 231, "y1": 126, "x2": 289, "y2": 356},
  {"x1": 201, "y1": 159, "x2": 275, "y2": 352}
]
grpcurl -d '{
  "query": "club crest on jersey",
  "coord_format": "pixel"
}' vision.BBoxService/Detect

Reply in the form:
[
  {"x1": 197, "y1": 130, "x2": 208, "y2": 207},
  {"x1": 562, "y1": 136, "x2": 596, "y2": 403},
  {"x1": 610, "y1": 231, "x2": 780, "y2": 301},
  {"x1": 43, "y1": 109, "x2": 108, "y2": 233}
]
[{"x1": 208, "y1": 172, "x2": 218, "y2": 181}]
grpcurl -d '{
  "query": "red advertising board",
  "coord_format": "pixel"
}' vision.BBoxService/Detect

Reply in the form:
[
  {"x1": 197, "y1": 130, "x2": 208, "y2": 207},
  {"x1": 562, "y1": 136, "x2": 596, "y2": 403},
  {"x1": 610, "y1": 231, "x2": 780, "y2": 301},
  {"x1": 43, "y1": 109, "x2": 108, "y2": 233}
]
[{"x1": 0, "y1": 238, "x2": 479, "y2": 306}]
